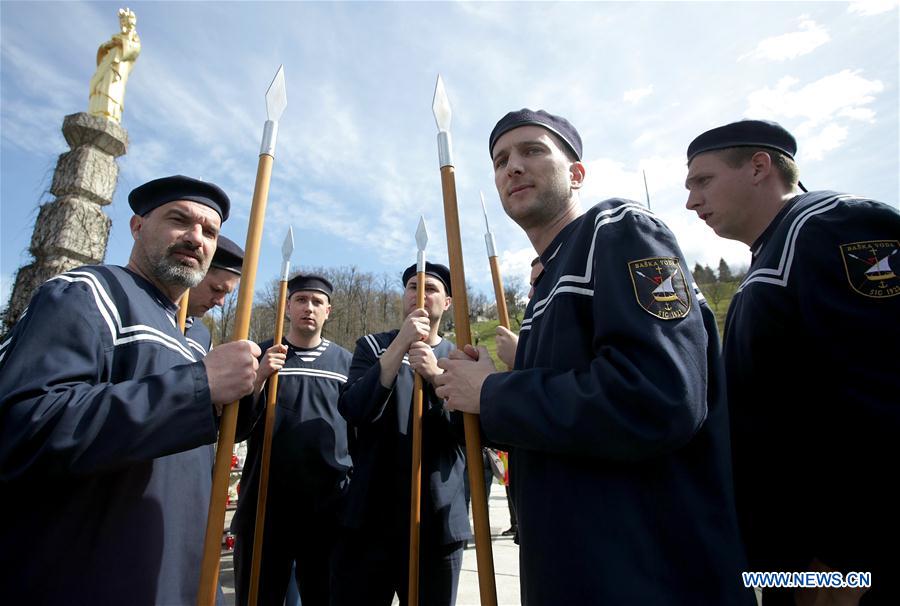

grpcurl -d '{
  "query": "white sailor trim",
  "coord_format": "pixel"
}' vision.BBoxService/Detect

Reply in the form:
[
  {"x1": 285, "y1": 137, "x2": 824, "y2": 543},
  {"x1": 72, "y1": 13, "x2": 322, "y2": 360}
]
[
  {"x1": 1, "y1": 307, "x2": 28, "y2": 362},
  {"x1": 737, "y1": 196, "x2": 860, "y2": 293},
  {"x1": 186, "y1": 338, "x2": 209, "y2": 357},
  {"x1": 278, "y1": 368, "x2": 348, "y2": 383},
  {"x1": 692, "y1": 282, "x2": 707, "y2": 304},
  {"x1": 546, "y1": 242, "x2": 563, "y2": 263},
  {"x1": 0, "y1": 335, "x2": 12, "y2": 363},
  {"x1": 363, "y1": 334, "x2": 384, "y2": 358},
  {"x1": 53, "y1": 270, "x2": 197, "y2": 363},
  {"x1": 361, "y1": 333, "x2": 415, "y2": 365},
  {"x1": 529, "y1": 204, "x2": 655, "y2": 325},
  {"x1": 297, "y1": 342, "x2": 328, "y2": 362}
]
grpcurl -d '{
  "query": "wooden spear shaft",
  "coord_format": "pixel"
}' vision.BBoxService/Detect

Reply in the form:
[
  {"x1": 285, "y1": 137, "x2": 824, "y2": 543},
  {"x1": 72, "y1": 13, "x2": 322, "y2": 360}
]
[
  {"x1": 177, "y1": 292, "x2": 190, "y2": 333},
  {"x1": 439, "y1": 167, "x2": 498, "y2": 606},
  {"x1": 480, "y1": 193, "x2": 509, "y2": 334},
  {"x1": 488, "y1": 258, "x2": 509, "y2": 332},
  {"x1": 433, "y1": 74, "x2": 496, "y2": 606},
  {"x1": 408, "y1": 216, "x2": 428, "y2": 605},
  {"x1": 197, "y1": 65, "x2": 285, "y2": 606},
  {"x1": 248, "y1": 276, "x2": 288, "y2": 606},
  {"x1": 197, "y1": 154, "x2": 274, "y2": 606},
  {"x1": 407, "y1": 268, "x2": 426, "y2": 606}
]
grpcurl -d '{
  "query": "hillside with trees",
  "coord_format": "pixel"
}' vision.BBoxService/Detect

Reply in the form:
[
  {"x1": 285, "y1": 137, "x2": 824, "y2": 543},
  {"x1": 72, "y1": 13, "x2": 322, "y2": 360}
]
[
  {"x1": 203, "y1": 260, "x2": 742, "y2": 354},
  {"x1": 692, "y1": 258, "x2": 745, "y2": 336}
]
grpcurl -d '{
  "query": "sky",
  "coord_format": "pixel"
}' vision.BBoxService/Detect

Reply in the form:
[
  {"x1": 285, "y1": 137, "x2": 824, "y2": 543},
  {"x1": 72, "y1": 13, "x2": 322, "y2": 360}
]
[{"x1": 2, "y1": 0, "x2": 898, "y2": 312}]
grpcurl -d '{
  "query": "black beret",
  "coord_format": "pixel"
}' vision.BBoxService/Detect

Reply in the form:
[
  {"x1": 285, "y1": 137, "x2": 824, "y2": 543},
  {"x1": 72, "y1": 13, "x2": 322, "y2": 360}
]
[
  {"x1": 402, "y1": 262, "x2": 452, "y2": 296},
  {"x1": 489, "y1": 109, "x2": 582, "y2": 160},
  {"x1": 288, "y1": 273, "x2": 334, "y2": 300},
  {"x1": 210, "y1": 235, "x2": 243, "y2": 276},
  {"x1": 128, "y1": 175, "x2": 230, "y2": 222},
  {"x1": 687, "y1": 120, "x2": 797, "y2": 163}
]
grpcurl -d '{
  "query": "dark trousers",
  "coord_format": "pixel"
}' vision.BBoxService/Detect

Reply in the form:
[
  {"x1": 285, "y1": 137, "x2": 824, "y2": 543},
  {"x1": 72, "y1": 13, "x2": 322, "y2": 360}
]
[
  {"x1": 505, "y1": 485, "x2": 517, "y2": 529},
  {"x1": 233, "y1": 503, "x2": 338, "y2": 606},
  {"x1": 330, "y1": 527, "x2": 464, "y2": 606}
]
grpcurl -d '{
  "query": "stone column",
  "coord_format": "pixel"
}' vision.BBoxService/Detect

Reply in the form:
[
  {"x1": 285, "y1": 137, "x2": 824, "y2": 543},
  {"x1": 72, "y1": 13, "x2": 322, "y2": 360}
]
[{"x1": 3, "y1": 113, "x2": 127, "y2": 333}]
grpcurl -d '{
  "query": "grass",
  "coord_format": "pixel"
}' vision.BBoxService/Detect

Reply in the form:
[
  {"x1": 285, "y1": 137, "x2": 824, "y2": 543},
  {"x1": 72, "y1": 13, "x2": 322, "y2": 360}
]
[
  {"x1": 445, "y1": 316, "x2": 524, "y2": 368},
  {"x1": 696, "y1": 280, "x2": 740, "y2": 336}
]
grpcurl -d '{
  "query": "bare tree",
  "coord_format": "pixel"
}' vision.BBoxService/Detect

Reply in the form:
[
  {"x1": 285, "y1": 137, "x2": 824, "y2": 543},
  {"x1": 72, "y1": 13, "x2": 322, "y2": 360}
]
[
  {"x1": 205, "y1": 266, "x2": 406, "y2": 352},
  {"x1": 700, "y1": 279, "x2": 729, "y2": 315},
  {"x1": 205, "y1": 288, "x2": 239, "y2": 346},
  {"x1": 468, "y1": 289, "x2": 492, "y2": 322},
  {"x1": 504, "y1": 276, "x2": 527, "y2": 328}
]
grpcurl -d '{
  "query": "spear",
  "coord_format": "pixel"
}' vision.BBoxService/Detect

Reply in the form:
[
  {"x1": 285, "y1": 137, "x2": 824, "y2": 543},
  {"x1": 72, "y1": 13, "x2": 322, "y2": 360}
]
[
  {"x1": 408, "y1": 216, "x2": 427, "y2": 605},
  {"x1": 177, "y1": 292, "x2": 190, "y2": 332},
  {"x1": 480, "y1": 192, "x2": 510, "y2": 339},
  {"x1": 197, "y1": 64, "x2": 287, "y2": 606},
  {"x1": 432, "y1": 74, "x2": 498, "y2": 606},
  {"x1": 248, "y1": 226, "x2": 293, "y2": 606},
  {"x1": 643, "y1": 169, "x2": 651, "y2": 210}
]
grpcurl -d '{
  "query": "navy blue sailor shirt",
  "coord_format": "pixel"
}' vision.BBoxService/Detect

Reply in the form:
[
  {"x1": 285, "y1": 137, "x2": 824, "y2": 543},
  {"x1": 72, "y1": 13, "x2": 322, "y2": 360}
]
[
  {"x1": 185, "y1": 315, "x2": 213, "y2": 358},
  {"x1": 0, "y1": 265, "x2": 221, "y2": 605},
  {"x1": 723, "y1": 191, "x2": 900, "y2": 594},
  {"x1": 338, "y1": 330, "x2": 472, "y2": 547},
  {"x1": 479, "y1": 199, "x2": 754, "y2": 605},
  {"x1": 232, "y1": 336, "x2": 353, "y2": 531}
]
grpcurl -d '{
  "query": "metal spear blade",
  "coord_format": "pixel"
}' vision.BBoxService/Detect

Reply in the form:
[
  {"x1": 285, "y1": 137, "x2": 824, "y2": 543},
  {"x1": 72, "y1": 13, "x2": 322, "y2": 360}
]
[
  {"x1": 279, "y1": 225, "x2": 294, "y2": 281},
  {"x1": 432, "y1": 74, "x2": 451, "y2": 132},
  {"x1": 416, "y1": 216, "x2": 428, "y2": 251},
  {"x1": 282, "y1": 226, "x2": 294, "y2": 261},
  {"x1": 266, "y1": 65, "x2": 287, "y2": 122},
  {"x1": 480, "y1": 191, "x2": 492, "y2": 234}
]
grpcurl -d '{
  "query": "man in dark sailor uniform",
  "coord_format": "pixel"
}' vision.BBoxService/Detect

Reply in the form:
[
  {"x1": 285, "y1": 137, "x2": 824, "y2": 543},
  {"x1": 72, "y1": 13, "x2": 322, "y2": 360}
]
[
  {"x1": 184, "y1": 234, "x2": 244, "y2": 356},
  {"x1": 230, "y1": 274, "x2": 351, "y2": 606},
  {"x1": 685, "y1": 120, "x2": 900, "y2": 605},
  {"x1": 434, "y1": 110, "x2": 754, "y2": 605},
  {"x1": 0, "y1": 175, "x2": 261, "y2": 605},
  {"x1": 331, "y1": 262, "x2": 471, "y2": 606}
]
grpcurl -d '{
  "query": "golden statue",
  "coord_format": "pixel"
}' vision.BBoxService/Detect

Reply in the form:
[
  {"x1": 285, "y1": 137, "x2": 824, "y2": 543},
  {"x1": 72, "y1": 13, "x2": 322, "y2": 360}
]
[{"x1": 88, "y1": 8, "x2": 141, "y2": 123}]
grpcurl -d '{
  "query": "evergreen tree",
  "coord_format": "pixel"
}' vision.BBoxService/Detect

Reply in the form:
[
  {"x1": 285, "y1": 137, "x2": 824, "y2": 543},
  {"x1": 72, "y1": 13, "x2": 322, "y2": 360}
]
[
  {"x1": 718, "y1": 258, "x2": 733, "y2": 282},
  {"x1": 692, "y1": 262, "x2": 716, "y2": 284}
]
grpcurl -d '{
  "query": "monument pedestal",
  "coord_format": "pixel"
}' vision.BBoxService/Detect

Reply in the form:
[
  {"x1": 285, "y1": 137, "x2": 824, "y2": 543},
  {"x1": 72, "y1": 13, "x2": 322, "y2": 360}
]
[{"x1": 4, "y1": 113, "x2": 128, "y2": 332}]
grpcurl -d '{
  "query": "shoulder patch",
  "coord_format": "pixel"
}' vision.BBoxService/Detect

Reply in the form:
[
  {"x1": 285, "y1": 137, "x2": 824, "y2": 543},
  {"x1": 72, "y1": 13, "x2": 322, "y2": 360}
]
[
  {"x1": 840, "y1": 240, "x2": 900, "y2": 298},
  {"x1": 628, "y1": 257, "x2": 691, "y2": 320}
]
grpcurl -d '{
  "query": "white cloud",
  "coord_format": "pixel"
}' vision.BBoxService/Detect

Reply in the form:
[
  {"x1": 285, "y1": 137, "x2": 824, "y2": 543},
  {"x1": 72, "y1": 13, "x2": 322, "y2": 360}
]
[
  {"x1": 802, "y1": 124, "x2": 848, "y2": 161},
  {"x1": 623, "y1": 85, "x2": 654, "y2": 104},
  {"x1": 664, "y1": 212, "x2": 752, "y2": 274},
  {"x1": 0, "y1": 33, "x2": 82, "y2": 157},
  {"x1": 744, "y1": 70, "x2": 883, "y2": 160},
  {"x1": 746, "y1": 71, "x2": 883, "y2": 126},
  {"x1": 740, "y1": 18, "x2": 830, "y2": 61},
  {"x1": 498, "y1": 246, "x2": 539, "y2": 294},
  {"x1": 2, "y1": 1, "x2": 897, "y2": 301},
  {"x1": 633, "y1": 129, "x2": 661, "y2": 147},
  {"x1": 576, "y1": 153, "x2": 758, "y2": 272},
  {"x1": 581, "y1": 154, "x2": 687, "y2": 213},
  {"x1": 847, "y1": 0, "x2": 898, "y2": 16}
]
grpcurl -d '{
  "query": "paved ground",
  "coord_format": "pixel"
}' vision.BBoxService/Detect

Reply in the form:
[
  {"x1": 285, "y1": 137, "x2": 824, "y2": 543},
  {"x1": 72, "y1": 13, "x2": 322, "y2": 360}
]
[
  {"x1": 445, "y1": 485, "x2": 521, "y2": 606},
  {"x1": 218, "y1": 480, "x2": 520, "y2": 605}
]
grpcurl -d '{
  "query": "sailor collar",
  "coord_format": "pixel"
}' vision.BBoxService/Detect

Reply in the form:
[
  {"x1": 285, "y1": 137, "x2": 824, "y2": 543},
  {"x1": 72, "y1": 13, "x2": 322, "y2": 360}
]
[
  {"x1": 122, "y1": 266, "x2": 181, "y2": 315},
  {"x1": 750, "y1": 195, "x2": 802, "y2": 260},
  {"x1": 538, "y1": 214, "x2": 582, "y2": 269}
]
